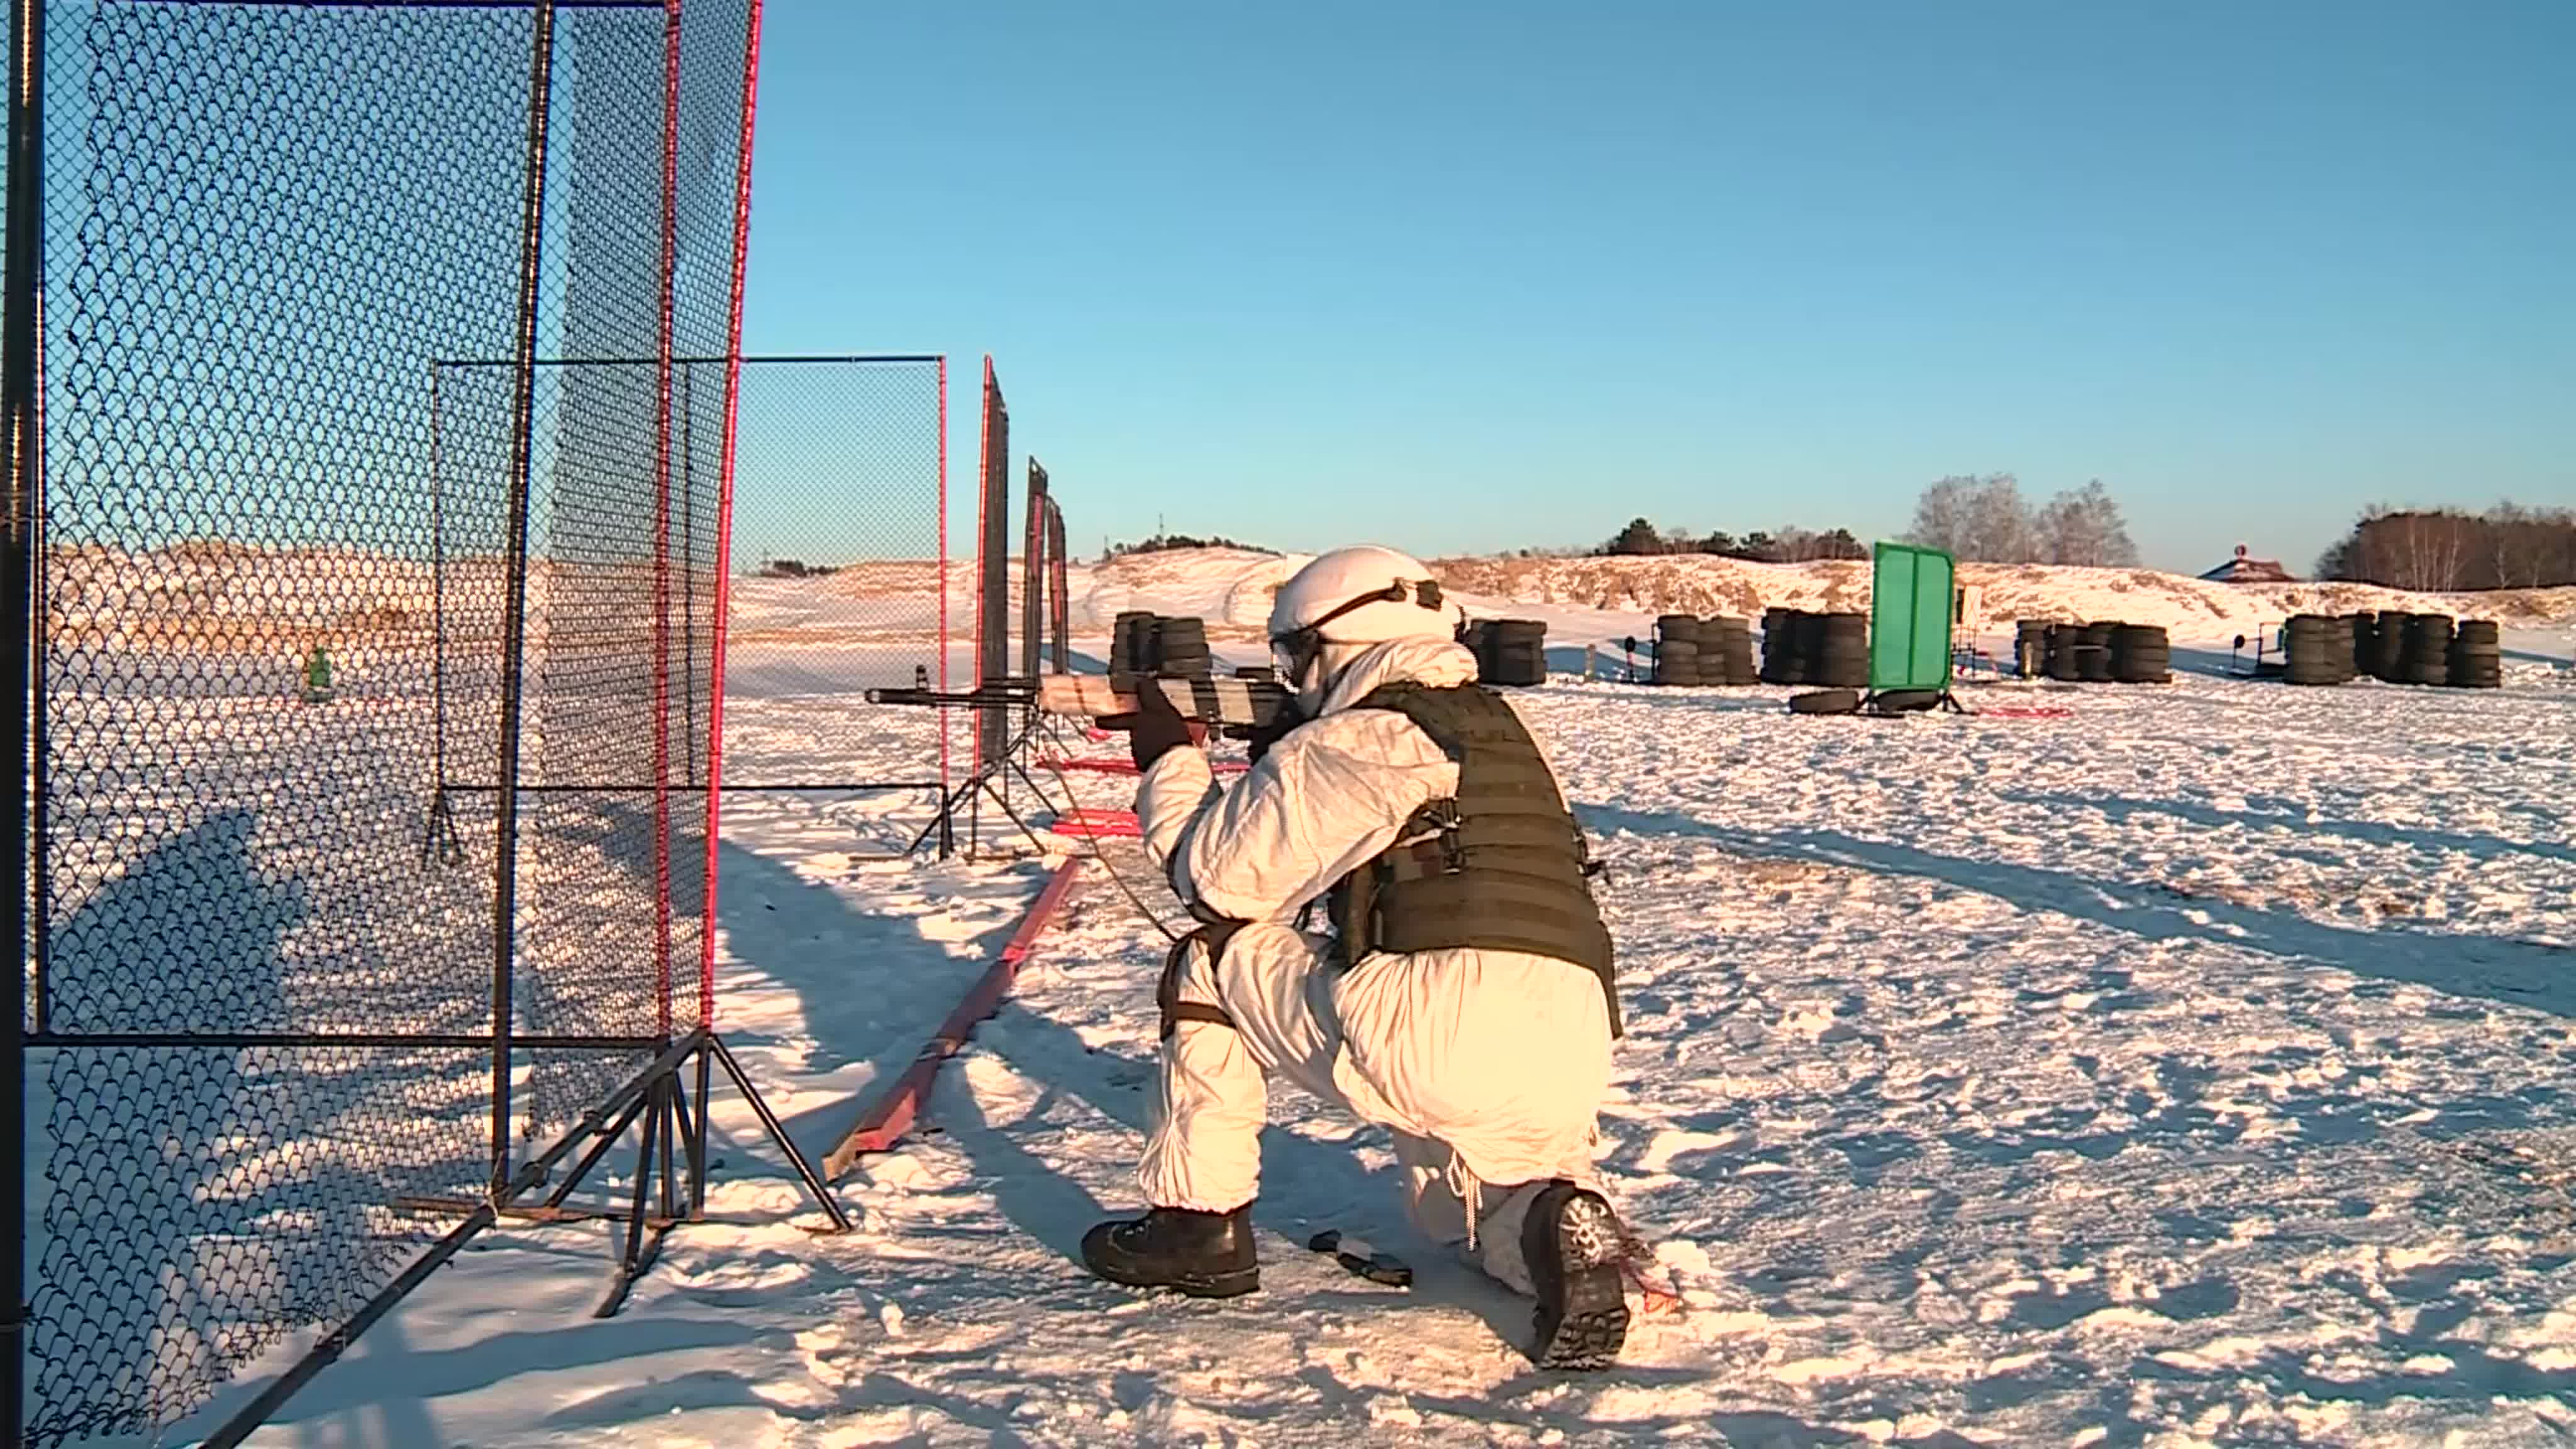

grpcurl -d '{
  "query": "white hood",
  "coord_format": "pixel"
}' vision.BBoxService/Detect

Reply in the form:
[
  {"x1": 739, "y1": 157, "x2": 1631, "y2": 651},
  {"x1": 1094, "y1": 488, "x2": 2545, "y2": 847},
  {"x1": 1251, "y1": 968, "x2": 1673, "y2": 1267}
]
[{"x1": 1309, "y1": 635, "x2": 1480, "y2": 714}]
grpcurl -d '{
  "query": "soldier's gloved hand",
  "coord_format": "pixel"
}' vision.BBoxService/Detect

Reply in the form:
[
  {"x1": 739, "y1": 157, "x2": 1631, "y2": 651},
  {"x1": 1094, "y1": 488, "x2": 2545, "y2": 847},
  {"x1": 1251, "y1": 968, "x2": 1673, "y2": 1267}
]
[
  {"x1": 1245, "y1": 697, "x2": 1306, "y2": 767},
  {"x1": 1128, "y1": 676, "x2": 1194, "y2": 772}
]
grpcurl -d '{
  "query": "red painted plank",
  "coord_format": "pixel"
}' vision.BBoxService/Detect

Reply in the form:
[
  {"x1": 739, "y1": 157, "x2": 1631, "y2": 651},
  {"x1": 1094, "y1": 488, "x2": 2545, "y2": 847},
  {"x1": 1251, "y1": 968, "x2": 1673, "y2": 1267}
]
[
  {"x1": 824, "y1": 858, "x2": 1084, "y2": 1177},
  {"x1": 1045, "y1": 808, "x2": 1141, "y2": 840}
]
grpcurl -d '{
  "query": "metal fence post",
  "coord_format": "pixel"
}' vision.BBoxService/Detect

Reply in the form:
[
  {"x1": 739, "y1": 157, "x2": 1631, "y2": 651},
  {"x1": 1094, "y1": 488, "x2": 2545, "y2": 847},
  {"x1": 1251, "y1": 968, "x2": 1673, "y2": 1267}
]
[
  {"x1": 3, "y1": 0, "x2": 45, "y2": 1431},
  {"x1": 492, "y1": 0, "x2": 560, "y2": 1200}
]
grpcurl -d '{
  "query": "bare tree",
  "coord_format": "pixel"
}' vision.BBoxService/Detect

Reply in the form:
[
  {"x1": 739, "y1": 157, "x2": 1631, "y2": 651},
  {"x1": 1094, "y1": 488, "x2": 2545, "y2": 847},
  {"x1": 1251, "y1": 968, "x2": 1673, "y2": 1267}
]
[
  {"x1": 1906, "y1": 473, "x2": 2045, "y2": 562},
  {"x1": 1964, "y1": 474, "x2": 2040, "y2": 563},
  {"x1": 2036, "y1": 480, "x2": 2141, "y2": 567},
  {"x1": 1904, "y1": 475, "x2": 1979, "y2": 557},
  {"x1": 2319, "y1": 505, "x2": 2553, "y2": 590},
  {"x1": 1896, "y1": 479, "x2": 1989, "y2": 559}
]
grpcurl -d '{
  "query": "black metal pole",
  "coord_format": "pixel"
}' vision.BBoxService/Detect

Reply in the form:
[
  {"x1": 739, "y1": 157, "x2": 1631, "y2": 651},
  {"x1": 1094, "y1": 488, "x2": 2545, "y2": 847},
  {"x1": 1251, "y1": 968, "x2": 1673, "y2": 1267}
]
[
  {"x1": 709, "y1": 1035, "x2": 852, "y2": 1231},
  {"x1": 2, "y1": 0, "x2": 43, "y2": 1433},
  {"x1": 491, "y1": 0, "x2": 557, "y2": 1201},
  {"x1": 689, "y1": 1033, "x2": 711, "y2": 1219}
]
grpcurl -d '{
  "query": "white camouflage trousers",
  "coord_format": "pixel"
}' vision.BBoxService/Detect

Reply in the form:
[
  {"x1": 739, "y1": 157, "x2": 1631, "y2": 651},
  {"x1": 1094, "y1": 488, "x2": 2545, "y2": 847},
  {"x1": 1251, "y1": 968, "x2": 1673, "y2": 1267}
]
[{"x1": 1138, "y1": 921, "x2": 1614, "y2": 1295}]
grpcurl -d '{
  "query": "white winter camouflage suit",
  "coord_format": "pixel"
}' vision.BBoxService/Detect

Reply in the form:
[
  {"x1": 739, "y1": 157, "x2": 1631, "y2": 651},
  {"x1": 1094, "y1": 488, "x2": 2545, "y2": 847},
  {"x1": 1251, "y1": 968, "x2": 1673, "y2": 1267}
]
[{"x1": 1135, "y1": 633, "x2": 1614, "y2": 1294}]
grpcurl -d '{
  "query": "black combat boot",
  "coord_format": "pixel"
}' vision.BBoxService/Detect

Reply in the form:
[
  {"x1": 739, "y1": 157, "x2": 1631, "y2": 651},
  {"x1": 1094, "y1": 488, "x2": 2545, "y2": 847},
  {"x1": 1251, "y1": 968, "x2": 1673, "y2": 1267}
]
[
  {"x1": 1522, "y1": 1180, "x2": 1629, "y2": 1370},
  {"x1": 1081, "y1": 1205, "x2": 1259, "y2": 1299}
]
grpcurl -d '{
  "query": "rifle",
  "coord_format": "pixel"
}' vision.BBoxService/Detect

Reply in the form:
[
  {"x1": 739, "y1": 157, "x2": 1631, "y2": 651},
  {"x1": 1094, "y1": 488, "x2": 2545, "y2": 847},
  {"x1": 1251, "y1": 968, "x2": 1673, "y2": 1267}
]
[{"x1": 865, "y1": 674, "x2": 1291, "y2": 733}]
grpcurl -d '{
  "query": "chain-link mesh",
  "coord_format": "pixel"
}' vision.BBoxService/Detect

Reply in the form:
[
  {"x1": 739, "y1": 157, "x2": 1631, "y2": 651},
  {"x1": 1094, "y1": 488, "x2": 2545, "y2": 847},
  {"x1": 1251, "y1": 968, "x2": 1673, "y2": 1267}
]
[
  {"x1": 712, "y1": 357, "x2": 952, "y2": 853},
  {"x1": 22, "y1": 0, "x2": 755, "y2": 1441}
]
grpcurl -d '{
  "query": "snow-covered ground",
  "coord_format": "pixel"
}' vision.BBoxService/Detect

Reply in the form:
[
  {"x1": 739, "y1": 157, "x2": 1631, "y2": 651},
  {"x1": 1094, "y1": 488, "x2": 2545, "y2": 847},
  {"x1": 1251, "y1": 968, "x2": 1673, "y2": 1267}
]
[
  {"x1": 118, "y1": 577, "x2": 2572, "y2": 1446},
  {"x1": 23, "y1": 550, "x2": 2558, "y2": 1446}
]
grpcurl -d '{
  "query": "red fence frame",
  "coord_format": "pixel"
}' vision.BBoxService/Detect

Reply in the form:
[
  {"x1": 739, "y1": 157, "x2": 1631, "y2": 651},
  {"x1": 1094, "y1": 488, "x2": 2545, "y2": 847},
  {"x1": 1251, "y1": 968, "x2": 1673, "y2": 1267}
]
[{"x1": 698, "y1": 0, "x2": 765, "y2": 1031}]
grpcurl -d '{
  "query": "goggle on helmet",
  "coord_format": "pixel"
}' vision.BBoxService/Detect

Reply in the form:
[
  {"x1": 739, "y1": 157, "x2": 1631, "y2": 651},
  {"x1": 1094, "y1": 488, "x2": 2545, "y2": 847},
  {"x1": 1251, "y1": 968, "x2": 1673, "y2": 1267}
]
[{"x1": 1269, "y1": 578, "x2": 1450, "y2": 689}]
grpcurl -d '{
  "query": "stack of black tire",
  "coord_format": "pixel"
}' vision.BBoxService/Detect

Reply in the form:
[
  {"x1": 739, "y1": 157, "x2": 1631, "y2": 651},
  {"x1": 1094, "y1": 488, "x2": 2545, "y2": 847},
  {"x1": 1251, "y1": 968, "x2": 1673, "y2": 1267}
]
[
  {"x1": 2348, "y1": 612, "x2": 2380, "y2": 679},
  {"x1": 1702, "y1": 618, "x2": 1757, "y2": 685},
  {"x1": 2401, "y1": 613, "x2": 2455, "y2": 687},
  {"x1": 1652, "y1": 615, "x2": 1702, "y2": 687},
  {"x1": 1152, "y1": 616, "x2": 1211, "y2": 678},
  {"x1": 2283, "y1": 613, "x2": 2357, "y2": 686},
  {"x1": 2449, "y1": 619, "x2": 2502, "y2": 688},
  {"x1": 2081, "y1": 623, "x2": 2117, "y2": 681},
  {"x1": 1758, "y1": 610, "x2": 1867, "y2": 689},
  {"x1": 2361, "y1": 611, "x2": 2407, "y2": 681},
  {"x1": 1468, "y1": 618, "x2": 1548, "y2": 687},
  {"x1": 2109, "y1": 625, "x2": 2172, "y2": 683},
  {"x1": 2014, "y1": 619, "x2": 2049, "y2": 679},
  {"x1": 1109, "y1": 610, "x2": 1156, "y2": 676},
  {"x1": 2029, "y1": 621, "x2": 2168, "y2": 684},
  {"x1": 1110, "y1": 611, "x2": 1213, "y2": 679},
  {"x1": 2040, "y1": 624, "x2": 2092, "y2": 682},
  {"x1": 1810, "y1": 613, "x2": 1868, "y2": 689},
  {"x1": 1760, "y1": 609, "x2": 1797, "y2": 684}
]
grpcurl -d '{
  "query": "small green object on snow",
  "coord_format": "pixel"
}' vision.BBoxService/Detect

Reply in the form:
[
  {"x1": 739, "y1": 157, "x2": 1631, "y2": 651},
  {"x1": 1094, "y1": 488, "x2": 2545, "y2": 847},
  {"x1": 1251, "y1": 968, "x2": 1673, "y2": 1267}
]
[{"x1": 300, "y1": 642, "x2": 336, "y2": 704}]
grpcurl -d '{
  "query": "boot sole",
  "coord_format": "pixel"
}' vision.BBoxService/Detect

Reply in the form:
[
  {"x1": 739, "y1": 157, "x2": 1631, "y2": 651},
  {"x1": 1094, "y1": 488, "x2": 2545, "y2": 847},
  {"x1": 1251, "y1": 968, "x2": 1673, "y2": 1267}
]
[
  {"x1": 1093, "y1": 1262, "x2": 1260, "y2": 1299},
  {"x1": 1533, "y1": 1190, "x2": 1629, "y2": 1371}
]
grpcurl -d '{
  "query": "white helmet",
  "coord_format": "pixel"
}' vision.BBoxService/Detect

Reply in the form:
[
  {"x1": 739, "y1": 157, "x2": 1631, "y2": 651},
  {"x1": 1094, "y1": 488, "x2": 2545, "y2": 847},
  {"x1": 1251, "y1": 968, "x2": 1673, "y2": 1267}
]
[{"x1": 1267, "y1": 545, "x2": 1459, "y2": 695}]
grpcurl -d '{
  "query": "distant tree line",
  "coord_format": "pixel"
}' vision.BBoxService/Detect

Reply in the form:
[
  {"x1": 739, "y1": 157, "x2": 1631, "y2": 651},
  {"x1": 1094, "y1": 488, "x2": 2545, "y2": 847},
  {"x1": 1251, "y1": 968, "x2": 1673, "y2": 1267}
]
[
  {"x1": 1593, "y1": 520, "x2": 1868, "y2": 563},
  {"x1": 2314, "y1": 503, "x2": 2576, "y2": 592},
  {"x1": 1902, "y1": 474, "x2": 2140, "y2": 567},
  {"x1": 759, "y1": 558, "x2": 837, "y2": 578},
  {"x1": 1107, "y1": 533, "x2": 1276, "y2": 558}
]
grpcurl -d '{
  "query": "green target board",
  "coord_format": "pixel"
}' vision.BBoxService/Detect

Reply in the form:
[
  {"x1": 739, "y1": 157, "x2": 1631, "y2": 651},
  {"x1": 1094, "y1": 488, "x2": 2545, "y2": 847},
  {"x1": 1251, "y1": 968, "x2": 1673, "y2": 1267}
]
[{"x1": 1868, "y1": 542, "x2": 1957, "y2": 692}]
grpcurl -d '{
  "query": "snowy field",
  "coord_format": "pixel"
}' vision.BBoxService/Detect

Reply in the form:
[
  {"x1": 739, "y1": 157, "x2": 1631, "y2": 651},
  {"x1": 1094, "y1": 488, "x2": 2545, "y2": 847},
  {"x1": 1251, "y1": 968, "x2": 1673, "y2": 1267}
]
[{"x1": 138, "y1": 605, "x2": 2576, "y2": 1448}]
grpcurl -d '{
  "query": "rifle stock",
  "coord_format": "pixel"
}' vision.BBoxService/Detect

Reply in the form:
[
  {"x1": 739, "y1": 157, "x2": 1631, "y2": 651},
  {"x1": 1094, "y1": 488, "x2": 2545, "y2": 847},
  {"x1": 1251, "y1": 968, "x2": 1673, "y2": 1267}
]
[{"x1": 1035, "y1": 674, "x2": 1287, "y2": 728}]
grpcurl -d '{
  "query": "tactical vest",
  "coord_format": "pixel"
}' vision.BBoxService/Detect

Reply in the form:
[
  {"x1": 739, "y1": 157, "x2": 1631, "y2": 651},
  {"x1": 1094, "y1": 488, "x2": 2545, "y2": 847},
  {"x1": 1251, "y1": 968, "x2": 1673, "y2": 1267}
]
[{"x1": 1328, "y1": 682, "x2": 1621, "y2": 1037}]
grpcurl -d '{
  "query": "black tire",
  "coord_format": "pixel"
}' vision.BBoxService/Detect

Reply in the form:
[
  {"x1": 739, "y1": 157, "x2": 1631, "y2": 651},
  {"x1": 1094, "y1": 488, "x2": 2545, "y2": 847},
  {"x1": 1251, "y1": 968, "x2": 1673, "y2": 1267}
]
[
  {"x1": 1872, "y1": 689, "x2": 1942, "y2": 713},
  {"x1": 2455, "y1": 620, "x2": 2501, "y2": 647},
  {"x1": 1153, "y1": 618, "x2": 1208, "y2": 675},
  {"x1": 1112, "y1": 612, "x2": 1157, "y2": 675},
  {"x1": 1655, "y1": 614, "x2": 1701, "y2": 646},
  {"x1": 1789, "y1": 688, "x2": 1860, "y2": 716},
  {"x1": 2368, "y1": 616, "x2": 2409, "y2": 680}
]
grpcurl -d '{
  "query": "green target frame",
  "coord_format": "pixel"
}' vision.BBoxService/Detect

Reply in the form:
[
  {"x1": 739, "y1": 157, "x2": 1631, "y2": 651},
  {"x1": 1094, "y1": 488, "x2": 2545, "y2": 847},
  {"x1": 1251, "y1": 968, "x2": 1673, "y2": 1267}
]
[{"x1": 1868, "y1": 542, "x2": 1958, "y2": 693}]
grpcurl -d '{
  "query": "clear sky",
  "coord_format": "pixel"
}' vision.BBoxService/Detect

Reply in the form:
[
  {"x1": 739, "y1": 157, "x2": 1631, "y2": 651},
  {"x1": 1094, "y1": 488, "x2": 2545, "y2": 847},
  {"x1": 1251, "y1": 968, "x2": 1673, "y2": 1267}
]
[{"x1": 741, "y1": 1, "x2": 2573, "y2": 574}]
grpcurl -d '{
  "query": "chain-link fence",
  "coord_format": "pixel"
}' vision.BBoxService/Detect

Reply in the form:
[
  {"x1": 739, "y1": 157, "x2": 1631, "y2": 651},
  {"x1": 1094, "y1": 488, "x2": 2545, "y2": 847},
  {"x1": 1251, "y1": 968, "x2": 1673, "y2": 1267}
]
[
  {"x1": 7, "y1": 0, "x2": 762, "y2": 1443},
  {"x1": 712, "y1": 356, "x2": 952, "y2": 849}
]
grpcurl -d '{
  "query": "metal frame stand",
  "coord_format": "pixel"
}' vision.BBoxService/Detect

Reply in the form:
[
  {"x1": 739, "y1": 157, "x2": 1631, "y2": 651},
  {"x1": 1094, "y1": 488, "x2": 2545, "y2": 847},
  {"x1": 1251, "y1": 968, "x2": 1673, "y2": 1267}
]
[
  {"x1": 906, "y1": 705, "x2": 1067, "y2": 860},
  {"x1": 389, "y1": 1026, "x2": 848, "y2": 1321}
]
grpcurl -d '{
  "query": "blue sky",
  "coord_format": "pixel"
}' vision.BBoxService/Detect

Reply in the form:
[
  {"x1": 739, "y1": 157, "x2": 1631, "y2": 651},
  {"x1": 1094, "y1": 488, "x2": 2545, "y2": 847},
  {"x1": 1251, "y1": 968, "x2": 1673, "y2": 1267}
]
[{"x1": 741, "y1": 1, "x2": 2572, "y2": 574}]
